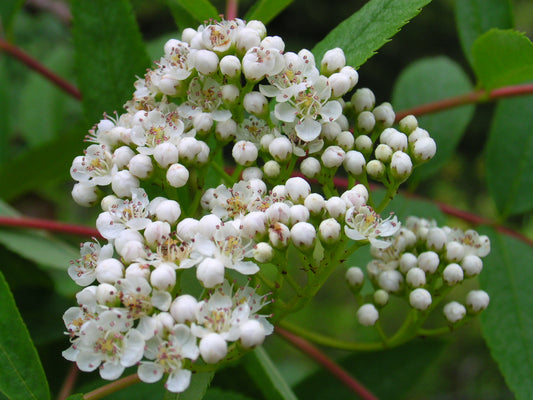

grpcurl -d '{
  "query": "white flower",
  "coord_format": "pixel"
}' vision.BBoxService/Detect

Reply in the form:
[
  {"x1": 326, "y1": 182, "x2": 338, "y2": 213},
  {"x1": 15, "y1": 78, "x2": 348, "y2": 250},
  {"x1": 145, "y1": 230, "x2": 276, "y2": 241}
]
[
  {"x1": 242, "y1": 44, "x2": 285, "y2": 81},
  {"x1": 138, "y1": 324, "x2": 199, "y2": 392},
  {"x1": 116, "y1": 276, "x2": 172, "y2": 319},
  {"x1": 200, "y1": 20, "x2": 242, "y2": 52},
  {"x1": 182, "y1": 77, "x2": 231, "y2": 121},
  {"x1": 68, "y1": 241, "x2": 114, "y2": 286},
  {"x1": 70, "y1": 144, "x2": 117, "y2": 186},
  {"x1": 131, "y1": 110, "x2": 184, "y2": 155},
  {"x1": 344, "y1": 205, "x2": 400, "y2": 249},
  {"x1": 210, "y1": 180, "x2": 264, "y2": 220},
  {"x1": 96, "y1": 188, "x2": 151, "y2": 239}
]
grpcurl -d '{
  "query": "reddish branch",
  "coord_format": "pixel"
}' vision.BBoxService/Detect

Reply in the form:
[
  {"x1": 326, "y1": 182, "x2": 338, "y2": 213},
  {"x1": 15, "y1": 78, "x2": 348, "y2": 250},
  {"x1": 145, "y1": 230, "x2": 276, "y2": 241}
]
[
  {"x1": 0, "y1": 216, "x2": 101, "y2": 238},
  {"x1": 56, "y1": 364, "x2": 79, "y2": 400},
  {"x1": 0, "y1": 38, "x2": 81, "y2": 100},
  {"x1": 276, "y1": 326, "x2": 379, "y2": 400},
  {"x1": 226, "y1": 0, "x2": 238, "y2": 20}
]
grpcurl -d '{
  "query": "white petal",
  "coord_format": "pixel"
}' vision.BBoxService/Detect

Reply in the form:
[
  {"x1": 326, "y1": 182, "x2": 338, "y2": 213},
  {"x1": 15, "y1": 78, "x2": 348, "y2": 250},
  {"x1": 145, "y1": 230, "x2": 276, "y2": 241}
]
[
  {"x1": 295, "y1": 118, "x2": 321, "y2": 142},
  {"x1": 344, "y1": 226, "x2": 367, "y2": 241},
  {"x1": 76, "y1": 351, "x2": 101, "y2": 372},
  {"x1": 166, "y1": 369, "x2": 192, "y2": 393},
  {"x1": 274, "y1": 102, "x2": 297, "y2": 122},
  {"x1": 126, "y1": 217, "x2": 152, "y2": 231},
  {"x1": 230, "y1": 260, "x2": 260, "y2": 275},
  {"x1": 138, "y1": 362, "x2": 164, "y2": 383},
  {"x1": 152, "y1": 290, "x2": 172, "y2": 311},
  {"x1": 211, "y1": 109, "x2": 232, "y2": 122},
  {"x1": 121, "y1": 330, "x2": 145, "y2": 366},
  {"x1": 369, "y1": 237, "x2": 393, "y2": 249},
  {"x1": 62, "y1": 345, "x2": 79, "y2": 362},
  {"x1": 319, "y1": 100, "x2": 342, "y2": 121},
  {"x1": 259, "y1": 84, "x2": 280, "y2": 98},
  {"x1": 100, "y1": 361, "x2": 125, "y2": 380}
]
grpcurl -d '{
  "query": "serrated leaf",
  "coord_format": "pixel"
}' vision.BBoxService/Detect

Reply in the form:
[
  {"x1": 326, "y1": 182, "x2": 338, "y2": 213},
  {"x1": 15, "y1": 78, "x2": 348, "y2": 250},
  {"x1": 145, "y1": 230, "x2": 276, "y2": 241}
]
[
  {"x1": 0, "y1": 271, "x2": 50, "y2": 400},
  {"x1": 472, "y1": 29, "x2": 533, "y2": 90},
  {"x1": 244, "y1": 0, "x2": 294, "y2": 25},
  {"x1": 294, "y1": 339, "x2": 446, "y2": 400},
  {"x1": 454, "y1": 0, "x2": 514, "y2": 66},
  {"x1": 479, "y1": 227, "x2": 533, "y2": 400},
  {"x1": 71, "y1": 0, "x2": 151, "y2": 124},
  {"x1": 485, "y1": 96, "x2": 533, "y2": 217},
  {"x1": 167, "y1": 0, "x2": 218, "y2": 25},
  {"x1": 0, "y1": 124, "x2": 86, "y2": 201},
  {"x1": 392, "y1": 56, "x2": 474, "y2": 182},
  {"x1": 312, "y1": 0, "x2": 432, "y2": 69},
  {"x1": 244, "y1": 346, "x2": 297, "y2": 400}
]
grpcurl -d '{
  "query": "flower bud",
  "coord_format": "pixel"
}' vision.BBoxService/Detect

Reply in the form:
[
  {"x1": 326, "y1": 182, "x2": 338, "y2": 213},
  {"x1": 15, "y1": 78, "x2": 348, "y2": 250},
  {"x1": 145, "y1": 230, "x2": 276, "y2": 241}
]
[
  {"x1": 167, "y1": 163, "x2": 189, "y2": 187},
  {"x1": 101, "y1": 194, "x2": 119, "y2": 211},
  {"x1": 178, "y1": 137, "x2": 202, "y2": 162},
  {"x1": 72, "y1": 183, "x2": 99, "y2": 207},
  {"x1": 321, "y1": 47, "x2": 345, "y2": 75},
  {"x1": 253, "y1": 242, "x2": 273, "y2": 263},
  {"x1": 246, "y1": 20, "x2": 267, "y2": 39},
  {"x1": 325, "y1": 196, "x2": 346, "y2": 219},
  {"x1": 355, "y1": 135, "x2": 373, "y2": 156},
  {"x1": 144, "y1": 221, "x2": 171, "y2": 246},
  {"x1": 321, "y1": 145, "x2": 345, "y2": 168},
  {"x1": 352, "y1": 88, "x2": 375, "y2": 113},
  {"x1": 300, "y1": 157, "x2": 321, "y2": 179},
  {"x1": 151, "y1": 263, "x2": 176, "y2": 291},
  {"x1": 408, "y1": 127, "x2": 430, "y2": 144},
  {"x1": 390, "y1": 151, "x2": 412, "y2": 180},
  {"x1": 128, "y1": 154, "x2": 154, "y2": 179},
  {"x1": 341, "y1": 190, "x2": 366, "y2": 209},
  {"x1": 322, "y1": 121, "x2": 341, "y2": 141},
  {"x1": 271, "y1": 185, "x2": 287, "y2": 199},
  {"x1": 319, "y1": 218, "x2": 341, "y2": 243},
  {"x1": 170, "y1": 294, "x2": 198, "y2": 323},
  {"x1": 406, "y1": 267, "x2": 426, "y2": 288},
  {"x1": 153, "y1": 142, "x2": 180, "y2": 168},
  {"x1": 266, "y1": 202, "x2": 291, "y2": 224},
  {"x1": 418, "y1": 251, "x2": 440, "y2": 274},
  {"x1": 378, "y1": 270, "x2": 404, "y2": 293},
  {"x1": 446, "y1": 241, "x2": 465, "y2": 262},
  {"x1": 240, "y1": 319, "x2": 266, "y2": 348},
  {"x1": 357, "y1": 304, "x2": 379, "y2": 326},
  {"x1": 290, "y1": 222, "x2": 316, "y2": 249},
  {"x1": 343, "y1": 150, "x2": 366, "y2": 176},
  {"x1": 285, "y1": 177, "x2": 311, "y2": 203},
  {"x1": 96, "y1": 283, "x2": 119, "y2": 306},
  {"x1": 290, "y1": 205, "x2": 310, "y2": 224},
  {"x1": 194, "y1": 49, "x2": 219, "y2": 75},
  {"x1": 412, "y1": 137, "x2": 436, "y2": 162},
  {"x1": 399, "y1": 115, "x2": 418, "y2": 134},
  {"x1": 373, "y1": 289, "x2": 389, "y2": 307},
  {"x1": 263, "y1": 160, "x2": 281, "y2": 178},
  {"x1": 119, "y1": 240, "x2": 147, "y2": 263},
  {"x1": 197, "y1": 258, "x2": 225, "y2": 288},
  {"x1": 221, "y1": 84, "x2": 240, "y2": 104},
  {"x1": 443, "y1": 263, "x2": 464, "y2": 285},
  {"x1": 399, "y1": 252, "x2": 418, "y2": 273},
  {"x1": 336, "y1": 131, "x2": 355, "y2": 151},
  {"x1": 461, "y1": 255, "x2": 483, "y2": 277},
  {"x1": 114, "y1": 229, "x2": 144, "y2": 255},
  {"x1": 269, "y1": 136, "x2": 292, "y2": 161},
  {"x1": 236, "y1": 28, "x2": 262, "y2": 53},
  {"x1": 216, "y1": 119, "x2": 237, "y2": 140},
  {"x1": 113, "y1": 146, "x2": 135, "y2": 168},
  {"x1": 125, "y1": 263, "x2": 150, "y2": 280},
  {"x1": 409, "y1": 288, "x2": 432, "y2": 310},
  {"x1": 375, "y1": 144, "x2": 393, "y2": 163},
  {"x1": 356, "y1": 111, "x2": 375, "y2": 134},
  {"x1": 346, "y1": 266, "x2": 364, "y2": 288},
  {"x1": 443, "y1": 301, "x2": 466, "y2": 323},
  {"x1": 269, "y1": 222, "x2": 290, "y2": 248},
  {"x1": 373, "y1": 102, "x2": 395, "y2": 127},
  {"x1": 244, "y1": 92, "x2": 268, "y2": 116},
  {"x1": 200, "y1": 333, "x2": 227, "y2": 364},
  {"x1": 155, "y1": 199, "x2": 181, "y2": 225},
  {"x1": 220, "y1": 55, "x2": 241, "y2": 78},
  {"x1": 242, "y1": 211, "x2": 267, "y2": 238},
  {"x1": 466, "y1": 290, "x2": 489, "y2": 313},
  {"x1": 329, "y1": 72, "x2": 352, "y2": 98},
  {"x1": 366, "y1": 160, "x2": 386, "y2": 180},
  {"x1": 197, "y1": 214, "x2": 222, "y2": 238},
  {"x1": 303, "y1": 193, "x2": 324, "y2": 215},
  {"x1": 112, "y1": 170, "x2": 139, "y2": 197},
  {"x1": 96, "y1": 258, "x2": 124, "y2": 284},
  {"x1": 193, "y1": 113, "x2": 214, "y2": 134},
  {"x1": 427, "y1": 227, "x2": 447, "y2": 251}
]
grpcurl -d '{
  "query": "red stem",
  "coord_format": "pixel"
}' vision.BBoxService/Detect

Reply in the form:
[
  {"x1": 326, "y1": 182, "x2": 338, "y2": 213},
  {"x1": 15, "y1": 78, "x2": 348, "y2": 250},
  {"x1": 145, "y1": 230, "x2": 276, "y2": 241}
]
[
  {"x1": 395, "y1": 83, "x2": 533, "y2": 122},
  {"x1": 56, "y1": 364, "x2": 79, "y2": 400},
  {"x1": 0, "y1": 216, "x2": 101, "y2": 238},
  {"x1": 276, "y1": 326, "x2": 379, "y2": 400},
  {"x1": 226, "y1": 0, "x2": 238, "y2": 20},
  {"x1": 0, "y1": 38, "x2": 82, "y2": 100}
]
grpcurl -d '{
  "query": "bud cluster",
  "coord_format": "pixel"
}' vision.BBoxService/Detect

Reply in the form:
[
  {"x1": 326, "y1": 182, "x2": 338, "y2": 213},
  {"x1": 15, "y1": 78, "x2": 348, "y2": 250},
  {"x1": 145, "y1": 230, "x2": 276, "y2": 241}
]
[{"x1": 348, "y1": 216, "x2": 490, "y2": 326}]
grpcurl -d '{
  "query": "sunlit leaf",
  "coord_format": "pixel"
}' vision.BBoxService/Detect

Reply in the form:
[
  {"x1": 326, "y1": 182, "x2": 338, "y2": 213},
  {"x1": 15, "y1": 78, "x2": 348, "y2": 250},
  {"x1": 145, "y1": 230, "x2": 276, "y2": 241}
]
[
  {"x1": 480, "y1": 227, "x2": 533, "y2": 400},
  {"x1": 0, "y1": 271, "x2": 50, "y2": 400},
  {"x1": 392, "y1": 56, "x2": 474, "y2": 182},
  {"x1": 472, "y1": 29, "x2": 533, "y2": 90},
  {"x1": 312, "y1": 0, "x2": 432, "y2": 68},
  {"x1": 485, "y1": 96, "x2": 533, "y2": 217}
]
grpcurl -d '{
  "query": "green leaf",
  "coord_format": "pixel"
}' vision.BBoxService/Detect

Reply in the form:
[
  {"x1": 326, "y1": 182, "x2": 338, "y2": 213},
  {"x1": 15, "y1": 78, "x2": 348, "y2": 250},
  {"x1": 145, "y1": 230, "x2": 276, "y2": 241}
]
[
  {"x1": 454, "y1": 0, "x2": 514, "y2": 66},
  {"x1": 312, "y1": 0, "x2": 432, "y2": 69},
  {"x1": 244, "y1": 346, "x2": 297, "y2": 400},
  {"x1": 167, "y1": 0, "x2": 218, "y2": 25},
  {"x1": 0, "y1": 0, "x2": 24, "y2": 34},
  {"x1": 485, "y1": 96, "x2": 533, "y2": 217},
  {"x1": 382, "y1": 191, "x2": 446, "y2": 224},
  {"x1": 391, "y1": 56, "x2": 475, "y2": 182},
  {"x1": 0, "y1": 271, "x2": 50, "y2": 400},
  {"x1": 0, "y1": 58, "x2": 10, "y2": 164},
  {"x1": 0, "y1": 124, "x2": 86, "y2": 201},
  {"x1": 245, "y1": 0, "x2": 294, "y2": 25},
  {"x1": 66, "y1": 395, "x2": 84, "y2": 400},
  {"x1": 166, "y1": 0, "x2": 200, "y2": 31},
  {"x1": 173, "y1": 372, "x2": 215, "y2": 400},
  {"x1": 204, "y1": 388, "x2": 255, "y2": 400},
  {"x1": 71, "y1": 0, "x2": 151, "y2": 123},
  {"x1": 479, "y1": 227, "x2": 533, "y2": 400},
  {"x1": 294, "y1": 339, "x2": 446, "y2": 400},
  {"x1": 472, "y1": 29, "x2": 533, "y2": 90}
]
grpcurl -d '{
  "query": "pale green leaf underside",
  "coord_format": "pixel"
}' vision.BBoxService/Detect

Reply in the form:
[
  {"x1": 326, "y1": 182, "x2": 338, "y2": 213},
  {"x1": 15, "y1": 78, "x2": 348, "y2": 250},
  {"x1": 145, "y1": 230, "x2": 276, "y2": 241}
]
[
  {"x1": 485, "y1": 96, "x2": 533, "y2": 217},
  {"x1": 392, "y1": 56, "x2": 474, "y2": 182},
  {"x1": 472, "y1": 29, "x2": 533, "y2": 90},
  {"x1": 480, "y1": 228, "x2": 533, "y2": 400},
  {"x1": 0, "y1": 272, "x2": 50, "y2": 400},
  {"x1": 312, "y1": 0, "x2": 432, "y2": 68},
  {"x1": 454, "y1": 0, "x2": 514, "y2": 66}
]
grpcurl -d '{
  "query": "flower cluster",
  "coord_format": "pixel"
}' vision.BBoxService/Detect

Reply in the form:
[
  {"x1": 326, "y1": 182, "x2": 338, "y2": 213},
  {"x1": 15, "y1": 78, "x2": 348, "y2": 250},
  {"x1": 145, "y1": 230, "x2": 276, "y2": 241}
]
[
  {"x1": 347, "y1": 217, "x2": 490, "y2": 327},
  {"x1": 63, "y1": 17, "x2": 468, "y2": 394}
]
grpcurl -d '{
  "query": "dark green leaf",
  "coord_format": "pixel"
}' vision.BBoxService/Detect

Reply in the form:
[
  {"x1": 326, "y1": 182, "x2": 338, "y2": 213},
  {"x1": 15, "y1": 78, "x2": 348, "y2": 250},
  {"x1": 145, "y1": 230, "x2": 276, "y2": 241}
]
[
  {"x1": 205, "y1": 388, "x2": 254, "y2": 400},
  {"x1": 167, "y1": 0, "x2": 218, "y2": 25},
  {"x1": 392, "y1": 56, "x2": 475, "y2": 182},
  {"x1": 71, "y1": 0, "x2": 151, "y2": 123},
  {"x1": 0, "y1": 58, "x2": 10, "y2": 164},
  {"x1": 243, "y1": 346, "x2": 297, "y2": 400},
  {"x1": 472, "y1": 29, "x2": 533, "y2": 90},
  {"x1": 312, "y1": 0, "x2": 432, "y2": 69},
  {"x1": 167, "y1": 0, "x2": 200, "y2": 31},
  {"x1": 0, "y1": 0, "x2": 24, "y2": 34},
  {"x1": 479, "y1": 227, "x2": 533, "y2": 400},
  {"x1": 294, "y1": 339, "x2": 446, "y2": 400},
  {"x1": 0, "y1": 271, "x2": 50, "y2": 400},
  {"x1": 66, "y1": 395, "x2": 84, "y2": 400},
  {"x1": 0, "y1": 124, "x2": 86, "y2": 201},
  {"x1": 244, "y1": 0, "x2": 294, "y2": 25},
  {"x1": 454, "y1": 0, "x2": 514, "y2": 66},
  {"x1": 485, "y1": 96, "x2": 533, "y2": 217},
  {"x1": 383, "y1": 191, "x2": 446, "y2": 224},
  {"x1": 174, "y1": 372, "x2": 215, "y2": 400}
]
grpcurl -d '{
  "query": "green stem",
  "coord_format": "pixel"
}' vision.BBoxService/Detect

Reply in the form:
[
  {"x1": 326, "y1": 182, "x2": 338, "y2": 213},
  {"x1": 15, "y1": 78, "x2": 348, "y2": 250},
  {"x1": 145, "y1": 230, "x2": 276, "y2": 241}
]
[
  {"x1": 210, "y1": 161, "x2": 233, "y2": 184},
  {"x1": 374, "y1": 182, "x2": 400, "y2": 214}
]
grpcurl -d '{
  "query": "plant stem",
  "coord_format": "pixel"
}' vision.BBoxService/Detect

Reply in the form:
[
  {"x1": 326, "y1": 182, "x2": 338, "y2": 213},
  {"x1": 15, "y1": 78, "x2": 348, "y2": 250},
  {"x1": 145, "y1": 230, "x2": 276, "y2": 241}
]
[
  {"x1": 0, "y1": 216, "x2": 101, "y2": 238},
  {"x1": 226, "y1": 0, "x2": 238, "y2": 19},
  {"x1": 56, "y1": 364, "x2": 78, "y2": 400},
  {"x1": 394, "y1": 83, "x2": 533, "y2": 122},
  {"x1": 0, "y1": 38, "x2": 82, "y2": 100},
  {"x1": 276, "y1": 326, "x2": 380, "y2": 400},
  {"x1": 83, "y1": 374, "x2": 141, "y2": 400}
]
